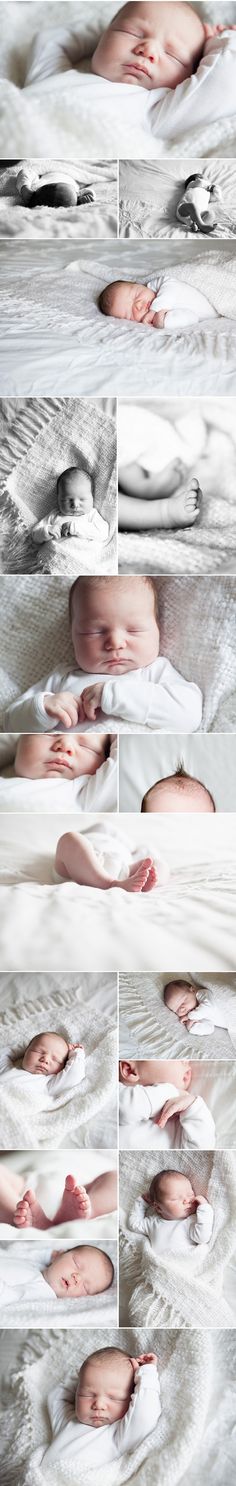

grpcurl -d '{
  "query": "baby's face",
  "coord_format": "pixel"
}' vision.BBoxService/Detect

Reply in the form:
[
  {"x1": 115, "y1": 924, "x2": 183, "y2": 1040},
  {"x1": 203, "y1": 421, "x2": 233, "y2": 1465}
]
[
  {"x1": 58, "y1": 470, "x2": 93, "y2": 517},
  {"x1": 45, "y1": 1246, "x2": 109, "y2": 1300},
  {"x1": 15, "y1": 733, "x2": 106, "y2": 780},
  {"x1": 108, "y1": 282, "x2": 155, "y2": 322},
  {"x1": 72, "y1": 579, "x2": 159, "y2": 674},
  {"x1": 144, "y1": 779, "x2": 214, "y2": 813},
  {"x1": 22, "y1": 1033, "x2": 68, "y2": 1075},
  {"x1": 92, "y1": 2, "x2": 204, "y2": 90},
  {"x1": 166, "y1": 985, "x2": 197, "y2": 1021},
  {"x1": 154, "y1": 1171, "x2": 196, "y2": 1219},
  {"x1": 75, "y1": 1358, "x2": 133, "y2": 1427}
]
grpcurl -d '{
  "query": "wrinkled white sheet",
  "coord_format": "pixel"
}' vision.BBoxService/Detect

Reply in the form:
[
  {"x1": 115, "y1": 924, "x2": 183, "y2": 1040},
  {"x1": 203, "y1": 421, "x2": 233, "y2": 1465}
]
[{"x1": 0, "y1": 813, "x2": 235, "y2": 973}]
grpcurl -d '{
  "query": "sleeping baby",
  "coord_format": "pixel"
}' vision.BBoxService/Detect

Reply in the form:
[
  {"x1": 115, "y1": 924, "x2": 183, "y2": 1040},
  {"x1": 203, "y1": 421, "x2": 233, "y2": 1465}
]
[
  {"x1": 0, "y1": 1031, "x2": 85, "y2": 1111},
  {"x1": 0, "y1": 1243, "x2": 114, "y2": 1309},
  {"x1": 132, "y1": 1169, "x2": 214, "y2": 1254},
  {"x1": 164, "y1": 978, "x2": 236, "y2": 1039},
  {"x1": 2, "y1": 731, "x2": 115, "y2": 813},
  {"x1": 99, "y1": 275, "x2": 218, "y2": 330},
  {"x1": 17, "y1": 162, "x2": 95, "y2": 209},
  {"x1": 32, "y1": 466, "x2": 109, "y2": 547},
  {"x1": 119, "y1": 1058, "x2": 215, "y2": 1147},
  {"x1": 4, "y1": 575, "x2": 202, "y2": 734},
  {"x1": 38, "y1": 1347, "x2": 161, "y2": 1473}
]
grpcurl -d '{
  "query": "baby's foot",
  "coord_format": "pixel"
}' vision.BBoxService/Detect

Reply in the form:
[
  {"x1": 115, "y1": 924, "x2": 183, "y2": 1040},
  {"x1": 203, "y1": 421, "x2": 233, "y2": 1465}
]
[
  {"x1": 165, "y1": 478, "x2": 201, "y2": 528},
  {"x1": 141, "y1": 861, "x2": 160, "y2": 892},
  {"x1": 13, "y1": 1188, "x2": 51, "y2": 1230},
  {"x1": 54, "y1": 1174, "x2": 92, "y2": 1224},
  {"x1": 119, "y1": 857, "x2": 154, "y2": 892}
]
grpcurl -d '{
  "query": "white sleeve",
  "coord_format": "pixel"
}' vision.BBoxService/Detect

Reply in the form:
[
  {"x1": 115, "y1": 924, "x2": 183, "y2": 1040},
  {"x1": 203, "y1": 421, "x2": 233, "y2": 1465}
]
[
  {"x1": 25, "y1": 29, "x2": 83, "y2": 85},
  {"x1": 101, "y1": 668, "x2": 202, "y2": 733},
  {"x1": 189, "y1": 1198, "x2": 214, "y2": 1245},
  {"x1": 163, "y1": 308, "x2": 211, "y2": 329},
  {"x1": 129, "y1": 1198, "x2": 152, "y2": 1237},
  {"x1": 47, "y1": 1047, "x2": 85, "y2": 1103},
  {"x1": 0, "y1": 1047, "x2": 13, "y2": 1075},
  {"x1": 178, "y1": 1095, "x2": 215, "y2": 1150},
  {"x1": 16, "y1": 164, "x2": 40, "y2": 194},
  {"x1": 78, "y1": 752, "x2": 117, "y2": 813},
  {"x1": 187, "y1": 1008, "x2": 215, "y2": 1036},
  {"x1": 47, "y1": 1385, "x2": 74, "y2": 1437},
  {"x1": 119, "y1": 1082, "x2": 180, "y2": 1126},
  {"x1": 4, "y1": 673, "x2": 65, "y2": 732},
  {"x1": 150, "y1": 31, "x2": 236, "y2": 139},
  {"x1": 113, "y1": 1365, "x2": 161, "y2": 1454}
]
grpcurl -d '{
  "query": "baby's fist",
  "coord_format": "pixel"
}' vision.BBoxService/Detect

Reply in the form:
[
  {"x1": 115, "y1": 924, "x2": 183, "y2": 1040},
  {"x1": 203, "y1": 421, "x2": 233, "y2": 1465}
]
[
  {"x1": 44, "y1": 692, "x2": 79, "y2": 728},
  {"x1": 131, "y1": 1353, "x2": 158, "y2": 1371},
  {"x1": 79, "y1": 683, "x2": 103, "y2": 720}
]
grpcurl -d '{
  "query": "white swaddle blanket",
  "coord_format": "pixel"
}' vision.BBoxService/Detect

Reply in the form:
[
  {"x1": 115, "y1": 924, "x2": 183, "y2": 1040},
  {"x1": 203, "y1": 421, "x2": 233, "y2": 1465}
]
[
  {"x1": 120, "y1": 1150, "x2": 236, "y2": 1329},
  {"x1": 0, "y1": 992, "x2": 117, "y2": 1149},
  {"x1": 0, "y1": 1238, "x2": 117, "y2": 1327}
]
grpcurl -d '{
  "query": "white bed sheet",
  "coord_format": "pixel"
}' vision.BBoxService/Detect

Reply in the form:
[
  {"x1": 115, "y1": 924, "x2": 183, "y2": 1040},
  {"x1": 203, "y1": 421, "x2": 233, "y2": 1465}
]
[
  {"x1": 0, "y1": 241, "x2": 235, "y2": 398},
  {"x1": 0, "y1": 812, "x2": 235, "y2": 973}
]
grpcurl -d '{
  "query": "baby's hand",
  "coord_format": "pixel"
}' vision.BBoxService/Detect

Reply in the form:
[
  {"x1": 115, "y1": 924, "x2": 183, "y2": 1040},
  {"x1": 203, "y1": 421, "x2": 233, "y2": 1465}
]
[
  {"x1": 130, "y1": 1353, "x2": 158, "y2": 1372},
  {"x1": 154, "y1": 1092, "x2": 193, "y2": 1128},
  {"x1": 68, "y1": 1042, "x2": 84, "y2": 1052},
  {"x1": 142, "y1": 1190, "x2": 151, "y2": 1204},
  {"x1": 78, "y1": 683, "x2": 104, "y2": 721},
  {"x1": 61, "y1": 522, "x2": 72, "y2": 539},
  {"x1": 44, "y1": 692, "x2": 79, "y2": 728}
]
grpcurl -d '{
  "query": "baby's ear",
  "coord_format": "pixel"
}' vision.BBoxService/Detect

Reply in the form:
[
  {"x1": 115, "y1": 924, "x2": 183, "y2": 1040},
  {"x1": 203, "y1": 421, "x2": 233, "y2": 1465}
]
[
  {"x1": 119, "y1": 1060, "x2": 138, "y2": 1084},
  {"x1": 50, "y1": 1249, "x2": 59, "y2": 1260}
]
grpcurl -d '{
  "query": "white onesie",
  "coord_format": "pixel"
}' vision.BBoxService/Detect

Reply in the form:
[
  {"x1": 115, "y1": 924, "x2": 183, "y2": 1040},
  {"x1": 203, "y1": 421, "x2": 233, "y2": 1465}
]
[
  {"x1": 149, "y1": 276, "x2": 217, "y2": 330},
  {"x1": 39, "y1": 1364, "x2": 161, "y2": 1474},
  {"x1": 119, "y1": 1083, "x2": 215, "y2": 1149},
  {"x1": 33, "y1": 509, "x2": 109, "y2": 545},
  {"x1": 187, "y1": 988, "x2": 236, "y2": 1037},
  {"x1": 4, "y1": 659, "x2": 202, "y2": 735},
  {"x1": 0, "y1": 1249, "x2": 56, "y2": 1309},
  {"x1": 0, "y1": 1046, "x2": 85, "y2": 1110},
  {"x1": 132, "y1": 1195, "x2": 214, "y2": 1256},
  {"x1": 24, "y1": 30, "x2": 236, "y2": 151},
  {"x1": 0, "y1": 746, "x2": 117, "y2": 814}
]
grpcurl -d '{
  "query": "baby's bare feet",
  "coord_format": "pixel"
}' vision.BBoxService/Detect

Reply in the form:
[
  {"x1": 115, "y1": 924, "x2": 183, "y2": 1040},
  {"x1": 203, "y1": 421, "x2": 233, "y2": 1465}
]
[
  {"x1": 118, "y1": 857, "x2": 153, "y2": 892},
  {"x1": 166, "y1": 477, "x2": 201, "y2": 528},
  {"x1": 141, "y1": 861, "x2": 160, "y2": 892},
  {"x1": 54, "y1": 1174, "x2": 92, "y2": 1224},
  {"x1": 13, "y1": 1188, "x2": 51, "y2": 1230}
]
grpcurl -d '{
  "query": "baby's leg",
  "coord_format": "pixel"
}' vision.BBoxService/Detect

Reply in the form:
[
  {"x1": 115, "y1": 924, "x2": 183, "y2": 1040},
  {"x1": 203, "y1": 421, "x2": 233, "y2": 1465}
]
[
  {"x1": 119, "y1": 458, "x2": 185, "y2": 500},
  {"x1": 53, "y1": 1169, "x2": 117, "y2": 1224},
  {"x1": 55, "y1": 832, "x2": 154, "y2": 892},
  {"x1": 0, "y1": 1166, "x2": 23, "y2": 1223},
  {"x1": 119, "y1": 478, "x2": 201, "y2": 531}
]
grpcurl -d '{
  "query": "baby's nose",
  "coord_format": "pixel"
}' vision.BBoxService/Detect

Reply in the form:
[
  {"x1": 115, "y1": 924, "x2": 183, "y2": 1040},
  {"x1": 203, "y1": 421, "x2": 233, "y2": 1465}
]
[
  {"x1": 133, "y1": 39, "x2": 157, "y2": 63},
  {"x1": 105, "y1": 629, "x2": 126, "y2": 648}
]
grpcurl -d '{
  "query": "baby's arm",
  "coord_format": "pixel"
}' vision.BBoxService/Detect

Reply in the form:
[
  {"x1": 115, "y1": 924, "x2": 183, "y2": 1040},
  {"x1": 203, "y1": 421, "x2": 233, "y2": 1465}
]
[
  {"x1": 120, "y1": 1083, "x2": 181, "y2": 1126},
  {"x1": 24, "y1": 29, "x2": 88, "y2": 86},
  {"x1": 177, "y1": 1095, "x2": 215, "y2": 1150},
  {"x1": 186, "y1": 1007, "x2": 215, "y2": 1036},
  {"x1": 32, "y1": 515, "x2": 63, "y2": 546},
  {"x1": 151, "y1": 30, "x2": 236, "y2": 139},
  {"x1": 114, "y1": 1361, "x2": 161, "y2": 1455},
  {"x1": 4, "y1": 677, "x2": 79, "y2": 733},
  {"x1": 189, "y1": 1197, "x2": 214, "y2": 1245},
  {"x1": 78, "y1": 748, "x2": 117, "y2": 813},
  {"x1": 47, "y1": 1385, "x2": 74, "y2": 1438},
  {"x1": 80, "y1": 664, "x2": 202, "y2": 733},
  {"x1": 46, "y1": 1045, "x2": 85, "y2": 1103}
]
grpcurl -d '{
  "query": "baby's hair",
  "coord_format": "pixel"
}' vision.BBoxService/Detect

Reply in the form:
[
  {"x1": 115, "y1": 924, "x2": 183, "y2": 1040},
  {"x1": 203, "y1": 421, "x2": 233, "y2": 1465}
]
[
  {"x1": 148, "y1": 1171, "x2": 166, "y2": 1206},
  {"x1": 79, "y1": 1346, "x2": 133, "y2": 1381},
  {"x1": 25, "y1": 1031, "x2": 68, "y2": 1050},
  {"x1": 57, "y1": 464, "x2": 93, "y2": 493},
  {"x1": 103, "y1": 734, "x2": 112, "y2": 760},
  {"x1": 98, "y1": 280, "x2": 125, "y2": 316},
  {"x1": 141, "y1": 765, "x2": 215, "y2": 813},
  {"x1": 69, "y1": 575, "x2": 159, "y2": 625},
  {"x1": 164, "y1": 979, "x2": 194, "y2": 1004}
]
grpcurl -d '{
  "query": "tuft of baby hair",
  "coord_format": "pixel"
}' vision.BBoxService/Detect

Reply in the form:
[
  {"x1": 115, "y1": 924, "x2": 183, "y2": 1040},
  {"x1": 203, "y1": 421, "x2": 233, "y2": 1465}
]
[
  {"x1": 79, "y1": 1346, "x2": 134, "y2": 1380},
  {"x1": 141, "y1": 763, "x2": 215, "y2": 813}
]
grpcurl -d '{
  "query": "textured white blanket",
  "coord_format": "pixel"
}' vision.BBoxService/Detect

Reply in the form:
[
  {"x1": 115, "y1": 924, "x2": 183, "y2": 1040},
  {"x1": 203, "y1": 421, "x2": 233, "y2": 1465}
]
[
  {"x1": 0, "y1": 988, "x2": 117, "y2": 1149},
  {"x1": 119, "y1": 972, "x2": 236, "y2": 1061},
  {"x1": 120, "y1": 1150, "x2": 236, "y2": 1328}
]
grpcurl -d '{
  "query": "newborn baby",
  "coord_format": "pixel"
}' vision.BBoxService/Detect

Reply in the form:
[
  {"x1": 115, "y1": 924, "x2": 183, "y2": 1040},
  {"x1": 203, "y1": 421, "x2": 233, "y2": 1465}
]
[
  {"x1": 54, "y1": 820, "x2": 170, "y2": 894},
  {"x1": 32, "y1": 466, "x2": 109, "y2": 547},
  {"x1": 5, "y1": 575, "x2": 202, "y2": 735},
  {"x1": 164, "y1": 978, "x2": 236, "y2": 1038},
  {"x1": 176, "y1": 173, "x2": 219, "y2": 234},
  {"x1": 39, "y1": 1347, "x2": 161, "y2": 1473},
  {"x1": 0, "y1": 1243, "x2": 114, "y2": 1310},
  {"x1": 0, "y1": 1032, "x2": 85, "y2": 1111},
  {"x1": 17, "y1": 163, "x2": 95, "y2": 209},
  {"x1": 141, "y1": 769, "x2": 215, "y2": 813},
  {"x1": 133, "y1": 1170, "x2": 214, "y2": 1254},
  {"x1": 3, "y1": 732, "x2": 115, "y2": 813},
  {"x1": 119, "y1": 1057, "x2": 215, "y2": 1148},
  {"x1": 99, "y1": 276, "x2": 218, "y2": 330}
]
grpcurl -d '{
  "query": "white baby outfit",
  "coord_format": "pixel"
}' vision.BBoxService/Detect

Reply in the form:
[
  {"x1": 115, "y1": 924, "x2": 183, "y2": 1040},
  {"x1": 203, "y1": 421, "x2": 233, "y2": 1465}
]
[
  {"x1": 5, "y1": 661, "x2": 202, "y2": 734},
  {"x1": 119, "y1": 1083, "x2": 215, "y2": 1149},
  {"x1": 0, "y1": 1249, "x2": 57, "y2": 1308},
  {"x1": 0, "y1": 1046, "x2": 85, "y2": 1110},
  {"x1": 33, "y1": 510, "x2": 109, "y2": 544},
  {"x1": 118, "y1": 403, "x2": 206, "y2": 474},
  {"x1": 0, "y1": 748, "x2": 117, "y2": 813},
  {"x1": 39, "y1": 1364, "x2": 161, "y2": 1474},
  {"x1": 148, "y1": 276, "x2": 217, "y2": 330},
  {"x1": 187, "y1": 988, "x2": 236, "y2": 1037},
  {"x1": 24, "y1": 29, "x2": 236, "y2": 148},
  {"x1": 132, "y1": 1195, "x2": 214, "y2": 1256}
]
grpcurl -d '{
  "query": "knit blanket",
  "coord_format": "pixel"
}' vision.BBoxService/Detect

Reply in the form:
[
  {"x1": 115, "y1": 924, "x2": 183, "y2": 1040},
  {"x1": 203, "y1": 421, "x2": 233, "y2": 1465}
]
[
  {"x1": 0, "y1": 396, "x2": 116, "y2": 575},
  {"x1": 149, "y1": 245, "x2": 236, "y2": 320},
  {"x1": 0, "y1": 158, "x2": 117, "y2": 241},
  {"x1": 119, "y1": 972, "x2": 236, "y2": 1062},
  {"x1": 0, "y1": 1324, "x2": 212, "y2": 1486},
  {"x1": 120, "y1": 1150, "x2": 236, "y2": 1329},
  {"x1": 0, "y1": 1238, "x2": 117, "y2": 1328},
  {"x1": 0, "y1": 984, "x2": 116, "y2": 1149}
]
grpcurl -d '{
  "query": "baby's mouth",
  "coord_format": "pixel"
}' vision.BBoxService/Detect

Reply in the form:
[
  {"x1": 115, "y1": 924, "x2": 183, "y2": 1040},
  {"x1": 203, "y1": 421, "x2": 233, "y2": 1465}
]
[{"x1": 123, "y1": 61, "x2": 152, "y2": 80}]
